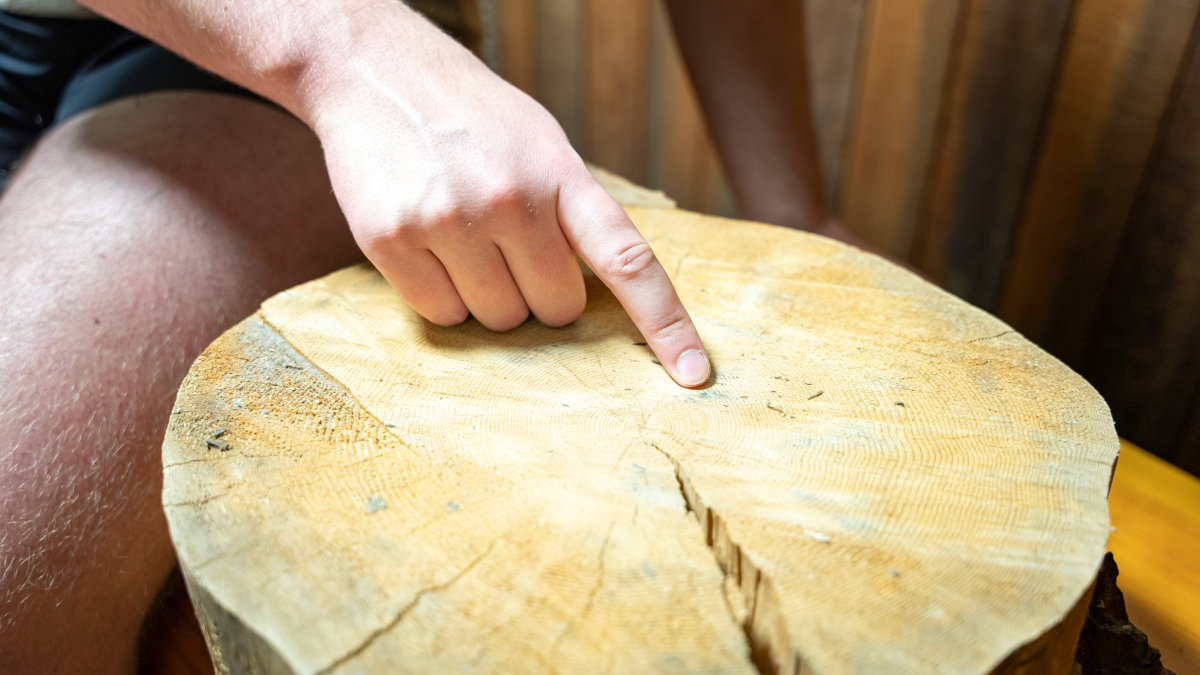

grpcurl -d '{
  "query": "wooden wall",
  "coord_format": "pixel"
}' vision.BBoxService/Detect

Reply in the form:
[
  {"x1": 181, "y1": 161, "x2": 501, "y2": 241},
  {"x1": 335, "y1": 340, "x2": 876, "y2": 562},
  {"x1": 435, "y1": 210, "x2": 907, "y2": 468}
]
[
  {"x1": 481, "y1": 0, "x2": 1200, "y2": 477},
  {"x1": 481, "y1": 0, "x2": 734, "y2": 215}
]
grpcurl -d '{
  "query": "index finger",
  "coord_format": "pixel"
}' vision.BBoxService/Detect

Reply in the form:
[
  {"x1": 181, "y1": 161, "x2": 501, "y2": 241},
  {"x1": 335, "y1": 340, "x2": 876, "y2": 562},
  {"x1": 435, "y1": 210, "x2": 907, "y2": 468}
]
[{"x1": 557, "y1": 174, "x2": 711, "y2": 388}]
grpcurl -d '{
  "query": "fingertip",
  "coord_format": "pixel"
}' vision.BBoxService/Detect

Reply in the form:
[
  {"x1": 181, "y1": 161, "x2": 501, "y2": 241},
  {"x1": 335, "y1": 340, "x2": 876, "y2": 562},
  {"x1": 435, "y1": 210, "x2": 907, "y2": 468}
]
[
  {"x1": 537, "y1": 311, "x2": 580, "y2": 329},
  {"x1": 424, "y1": 305, "x2": 470, "y2": 327},
  {"x1": 409, "y1": 293, "x2": 470, "y2": 328},
  {"x1": 478, "y1": 307, "x2": 531, "y2": 333},
  {"x1": 672, "y1": 348, "x2": 711, "y2": 388},
  {"x1": 368, "y1": 248, "x2": 471, "y2": 328}
]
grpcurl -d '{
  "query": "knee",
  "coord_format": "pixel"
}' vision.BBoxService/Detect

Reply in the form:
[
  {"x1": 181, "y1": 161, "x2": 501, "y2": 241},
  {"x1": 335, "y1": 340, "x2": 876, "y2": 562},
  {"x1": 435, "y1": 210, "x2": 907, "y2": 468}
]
[
  {"x1": 4, "y1": 92, "x2": 359, "y2": 269},
  {"x1": 0, "y1": 92, "x2": 362, "y2": 326}
]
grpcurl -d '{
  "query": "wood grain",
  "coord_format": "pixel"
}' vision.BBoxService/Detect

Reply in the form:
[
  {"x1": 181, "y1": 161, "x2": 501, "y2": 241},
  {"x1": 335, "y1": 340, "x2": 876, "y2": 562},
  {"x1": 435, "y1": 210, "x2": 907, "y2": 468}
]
[
  {"x1": 998, "y1": 0, "x2": 1200, "y2": 364},
  {"x1": 165, "y1": 206, "x2": 1118, "y2": 673},
  {"x1": 483, "y1": 0, "x2": 1200, "y2": 473}
]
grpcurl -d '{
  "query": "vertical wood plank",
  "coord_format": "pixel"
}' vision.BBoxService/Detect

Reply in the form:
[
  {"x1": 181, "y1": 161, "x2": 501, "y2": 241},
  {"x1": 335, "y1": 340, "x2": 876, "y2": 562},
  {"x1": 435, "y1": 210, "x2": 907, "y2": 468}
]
[
  {"x1": 495, "y1": 0, "x2": 538, "y2": 95},
  {"x1": 838, "y1": 0, "x2": 961, "y2": 259},
  {"x1": 535, "y1": 0, "x2": 585, "y2": 150},
  {"x1": 586, "y1": 0, "x2": 651, "y2": 184},
  {"x1": 915, "y1": 0, "x2": 1075, "y2": 307},
  {"x1": 1084, "y1": 21, "x2": 1200, "y2": 474},
  {"x1": 803, "y1": 0, "x2": 869, "y2": 209},
  {"x1": 998, "y1": 0, "x2": 1200, "y2": 364}
]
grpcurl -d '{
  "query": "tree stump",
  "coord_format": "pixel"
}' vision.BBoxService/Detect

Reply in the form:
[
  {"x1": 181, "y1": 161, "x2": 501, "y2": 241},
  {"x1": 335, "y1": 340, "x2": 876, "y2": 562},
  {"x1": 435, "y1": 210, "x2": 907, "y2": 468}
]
[{"x1": 163, "y1": 188, "x2": 1118, "y2": 674}]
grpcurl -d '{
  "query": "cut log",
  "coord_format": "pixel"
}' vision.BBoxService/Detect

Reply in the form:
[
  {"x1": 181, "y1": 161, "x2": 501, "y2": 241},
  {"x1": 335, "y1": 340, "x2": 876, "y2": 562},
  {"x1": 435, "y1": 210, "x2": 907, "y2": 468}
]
[{"x1": 163, "y1": 199, "x2": 1118, "y2": 674}]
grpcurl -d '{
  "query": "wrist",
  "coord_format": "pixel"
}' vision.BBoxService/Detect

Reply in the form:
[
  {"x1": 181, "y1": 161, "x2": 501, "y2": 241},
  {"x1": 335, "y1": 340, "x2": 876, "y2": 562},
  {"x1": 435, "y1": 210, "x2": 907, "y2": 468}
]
[{"x1": 287, "y1": 2, "x2": 484, "y2": 136}]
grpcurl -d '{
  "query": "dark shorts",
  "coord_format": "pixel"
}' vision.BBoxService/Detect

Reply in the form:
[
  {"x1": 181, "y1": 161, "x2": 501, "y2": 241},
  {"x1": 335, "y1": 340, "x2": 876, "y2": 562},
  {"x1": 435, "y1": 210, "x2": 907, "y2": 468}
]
[{"x1": 0, "y1": 10, "x2": 254, "y2": 190}]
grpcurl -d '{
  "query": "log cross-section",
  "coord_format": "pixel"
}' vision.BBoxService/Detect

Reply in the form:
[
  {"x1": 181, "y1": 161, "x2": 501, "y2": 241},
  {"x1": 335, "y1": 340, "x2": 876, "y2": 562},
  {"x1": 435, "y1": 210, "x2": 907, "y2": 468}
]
[{"x1": 163, "y1": 203, "x2": 1118, "y2": 674}]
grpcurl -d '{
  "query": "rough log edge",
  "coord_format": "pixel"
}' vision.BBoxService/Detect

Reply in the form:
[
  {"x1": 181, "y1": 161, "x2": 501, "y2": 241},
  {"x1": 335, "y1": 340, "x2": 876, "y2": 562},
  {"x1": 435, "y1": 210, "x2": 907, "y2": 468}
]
[
  {"x1": 990, "y1": 579, "x2": 1096, "y2": 675},
  {"x1": 165, "y1": 315, "x2": 303, "y2": 675},
  {"x1": 183, "y1": 561, "x2": 295, "y2": 675},
  {"x1": 987, "y1": 434, "x2": 1120, "y2": 674}
]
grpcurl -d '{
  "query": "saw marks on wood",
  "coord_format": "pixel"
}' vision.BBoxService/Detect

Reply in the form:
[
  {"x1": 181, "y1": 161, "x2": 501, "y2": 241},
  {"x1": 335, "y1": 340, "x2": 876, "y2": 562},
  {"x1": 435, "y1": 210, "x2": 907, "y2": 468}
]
[{"x1": 164, "y1": 207, "x2": 1118, "y2": 674}]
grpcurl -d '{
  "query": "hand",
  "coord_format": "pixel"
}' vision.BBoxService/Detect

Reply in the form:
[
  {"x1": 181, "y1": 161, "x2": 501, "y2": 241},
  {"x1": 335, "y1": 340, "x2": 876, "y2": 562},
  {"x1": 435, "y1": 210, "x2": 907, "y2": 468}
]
[{"x1": 306, "y1": 20, "x2": 710, "y2": 388}]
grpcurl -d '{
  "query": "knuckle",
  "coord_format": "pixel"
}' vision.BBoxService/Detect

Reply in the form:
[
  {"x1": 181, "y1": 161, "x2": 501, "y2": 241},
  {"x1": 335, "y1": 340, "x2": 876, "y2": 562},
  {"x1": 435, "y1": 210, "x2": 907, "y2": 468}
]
[
  {"x1": 481, "y1": 182, "x2": 529, "y2": 213},
  {"x1": 605, "y1": 242, "x2": 658, "y2": 282},
  {"x1": 481, "y1": 181, "x2": 545, "y2": 227},
  {"x1": 644, "y1": 310, "x2": 691, "y2": 342},
  {"x1": 545, "y1": 148, "x2": 584, "y2": 181},
  {"x1": 354, "y1": 202, "x2": 445, "y2": 254},
  {"x1": 421, "y1": 200, "x2": 468, "y2": 231},
  {"x1": 356, "y1": 223, "x2": 417, "y2": 257},
  {"x1": 536, "y1": 293, "x2": 586, "y2": 328}
]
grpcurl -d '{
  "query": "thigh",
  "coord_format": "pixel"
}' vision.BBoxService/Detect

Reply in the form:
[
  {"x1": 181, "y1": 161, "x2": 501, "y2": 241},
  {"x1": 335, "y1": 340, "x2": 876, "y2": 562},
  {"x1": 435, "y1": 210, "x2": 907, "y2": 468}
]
[{"x1": 0, "y1": 92, "x2": 360, "y2": 674}]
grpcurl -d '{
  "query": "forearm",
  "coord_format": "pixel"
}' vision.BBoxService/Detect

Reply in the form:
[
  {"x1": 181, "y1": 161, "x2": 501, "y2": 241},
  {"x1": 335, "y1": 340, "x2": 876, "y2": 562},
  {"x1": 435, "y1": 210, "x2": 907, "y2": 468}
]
[
  {"x1": 665, "y1": 0, "x2": 828, "y2": 231},
  {"x1": 75, "y1": 0, "x2": 479, "y2": 128}
]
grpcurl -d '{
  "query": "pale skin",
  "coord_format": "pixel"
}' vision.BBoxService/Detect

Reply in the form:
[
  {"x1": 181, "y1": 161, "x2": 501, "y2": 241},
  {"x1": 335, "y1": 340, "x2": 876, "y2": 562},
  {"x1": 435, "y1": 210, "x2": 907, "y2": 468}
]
[{"x1": 0, "y1": 1, "x2": 836, "y2": 672}]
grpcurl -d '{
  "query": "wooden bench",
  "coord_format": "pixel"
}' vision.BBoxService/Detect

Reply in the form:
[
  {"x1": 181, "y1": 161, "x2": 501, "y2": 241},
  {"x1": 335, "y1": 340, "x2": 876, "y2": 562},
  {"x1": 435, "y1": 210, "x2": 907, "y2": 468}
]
[{"x1": 1108, "y1": 440, "x2": 1200, "y2": 672}]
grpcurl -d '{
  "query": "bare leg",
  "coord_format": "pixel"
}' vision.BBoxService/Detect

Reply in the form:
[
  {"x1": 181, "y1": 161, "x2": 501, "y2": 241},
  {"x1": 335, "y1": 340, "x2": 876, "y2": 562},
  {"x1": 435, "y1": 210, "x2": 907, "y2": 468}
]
[{"x1": 0, "y1": 92, "x2": 361, "y2": 673}]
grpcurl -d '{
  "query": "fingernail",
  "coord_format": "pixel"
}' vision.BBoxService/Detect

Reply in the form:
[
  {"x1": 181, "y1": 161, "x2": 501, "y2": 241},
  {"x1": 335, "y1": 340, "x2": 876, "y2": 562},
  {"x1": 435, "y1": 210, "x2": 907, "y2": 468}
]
[{"x1": 675, "y1": 349, "x2": 710, "y2": 387}]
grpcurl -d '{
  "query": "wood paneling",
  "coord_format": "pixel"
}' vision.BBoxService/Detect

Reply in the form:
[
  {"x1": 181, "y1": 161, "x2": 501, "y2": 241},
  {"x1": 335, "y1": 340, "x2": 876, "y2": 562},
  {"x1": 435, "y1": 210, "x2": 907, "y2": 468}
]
[
  {"x1": 586, "y1": 0, "x2": 651, "y2": 184},
  {"x1": 999, "y1": 0, "x2": 1200, "y2": 364},
  {"x1": 803, "y1": 0, "x2": 869, "y2": 207},
  {"x1": 484, "y1": 0, "x2": 1200, "y2": 476},
  {"x1": 494, "y1": 0, "x2": 536, "y2": 94},
  {"x1": 494, "y1": 0, "x2": 727, "y2": 215},
  {"x1": 1084, "y1": 18, "x2": 1200, "y2": 475},
  {"x1": 535, "y1": 0, "x2": 585, "y2": 145},
  {"x1": 839, "y1": 0, "x2": 960, "y2": 259},
  {"x1": 916, "y1": 0, "x2": 1075, "y2": 307}
]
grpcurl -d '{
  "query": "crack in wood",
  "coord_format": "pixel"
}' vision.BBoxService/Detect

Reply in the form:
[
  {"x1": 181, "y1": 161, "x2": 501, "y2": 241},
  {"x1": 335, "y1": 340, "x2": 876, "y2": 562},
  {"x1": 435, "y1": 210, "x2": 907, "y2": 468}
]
[
  {"x1": 643, "y1": 441, "x2": 776, "y2": 675},
  {"x1": 163, "y1": 489, "x2": 232, "y2": 509},
  {"x1": 969, "y1": 329, "x2": 1015, "y2": 343},
  {"x1": 313, "y1": 538, "x2": 499, "y2": 675},
  {"x1": 189, "y1": 541, "x2": 258, "y2": 573},
  {"x1": 162, "y1": 456, "x2": 221, "y2": 469},
  {"x1": 580, "y1": 523, "x2": 614, "y2": 621}
]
